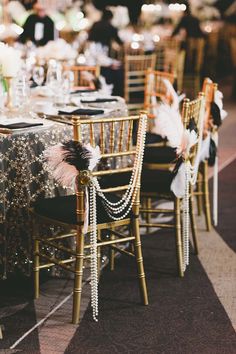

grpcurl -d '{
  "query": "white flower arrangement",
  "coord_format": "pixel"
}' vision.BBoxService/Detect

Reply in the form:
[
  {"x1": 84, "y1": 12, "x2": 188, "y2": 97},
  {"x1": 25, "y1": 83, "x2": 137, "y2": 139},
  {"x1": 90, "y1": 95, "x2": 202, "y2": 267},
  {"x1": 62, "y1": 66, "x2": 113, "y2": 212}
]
[
  {"x1": 189, "y1": 0, "x2": 221, "y2": 21},
  {"x1": 0, "y1": 42, "x2": 22, "y2": 77},
  {"x1": 35, "y1": 39, "x2": 77, "y2": 61}
]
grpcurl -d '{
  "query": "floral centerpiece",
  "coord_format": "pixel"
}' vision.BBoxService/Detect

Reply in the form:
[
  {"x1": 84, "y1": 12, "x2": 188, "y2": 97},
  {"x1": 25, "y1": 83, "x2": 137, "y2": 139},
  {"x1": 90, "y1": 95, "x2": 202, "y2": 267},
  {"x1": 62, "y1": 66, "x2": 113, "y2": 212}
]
[{"x1": 0, "y1": 42, "x2": 22, "y2": 109}]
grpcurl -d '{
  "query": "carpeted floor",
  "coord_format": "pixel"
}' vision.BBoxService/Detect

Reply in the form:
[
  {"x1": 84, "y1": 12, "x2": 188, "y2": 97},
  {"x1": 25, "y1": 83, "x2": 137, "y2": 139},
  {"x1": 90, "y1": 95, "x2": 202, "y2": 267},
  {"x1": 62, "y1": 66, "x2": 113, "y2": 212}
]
[
  {"x1": 214, "y1": 160, "x2": 236, "y2": 252},
  {"x1": 65, "y1": 230, "x2": 236, "y2": 354}
]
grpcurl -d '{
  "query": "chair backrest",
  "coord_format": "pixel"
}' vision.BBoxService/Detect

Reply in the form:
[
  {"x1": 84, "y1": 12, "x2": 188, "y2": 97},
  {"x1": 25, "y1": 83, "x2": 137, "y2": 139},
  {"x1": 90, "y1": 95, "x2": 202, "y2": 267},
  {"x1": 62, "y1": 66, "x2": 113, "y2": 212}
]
[
  {"x1": 69, "y1": 113, "x2": 147, "y2": 228},
  {"x1": 202, "y1": 78, "x2": 217, "y2": 105},
  {"x1": 124, "y1": 53, "x2": 156, "y2": 112},
  {"x1": 154, "y1": 38, "x2": 185, "y2": 92},
  {"x1": 144, "y1": 68, "x2": 175, "y2": 115},
  {"x1": 155, "y1": 38, "x2": 180, "y2": 73},
  {"x1": 185, "y1": 38, "x2": 205, "y2": 73},
  {"x1": 202, "y1": 77, "x2": 218, "y2": 132},
  {"x1": 143, "y1": 94, "x2": 205, "y2": 170},
  {"x1": 63, "y1": 65, "x2": 100, "y2": 89},
  {"x1": 181, "y1": 93, "x2": 205, "y2": 166},
  {"x1": 72, "y1": 112, "x2": 145, "y2": 179}
]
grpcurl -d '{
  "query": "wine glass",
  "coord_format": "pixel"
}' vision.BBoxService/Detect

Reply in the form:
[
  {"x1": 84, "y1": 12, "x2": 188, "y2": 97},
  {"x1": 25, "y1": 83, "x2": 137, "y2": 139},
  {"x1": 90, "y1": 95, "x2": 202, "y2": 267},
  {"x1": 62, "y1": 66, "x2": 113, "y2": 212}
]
[
  {"x1": 32, "y1": 65, "x2": 45, "y2": 86},
  {"x1": 14, "y1": 74, "x2": 30, "y2": 114},
  {"x1": 62, "y1": 70, "x2": 74, "y2": 91}
]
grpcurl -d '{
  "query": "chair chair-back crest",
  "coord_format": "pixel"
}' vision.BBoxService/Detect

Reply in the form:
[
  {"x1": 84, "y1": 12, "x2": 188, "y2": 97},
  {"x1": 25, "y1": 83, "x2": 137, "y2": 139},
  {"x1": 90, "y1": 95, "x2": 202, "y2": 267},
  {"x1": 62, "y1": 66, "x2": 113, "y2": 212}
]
[
  {"x1": 144, "y1": 69, "x2": 175, "y2": 115},
  {"x1": 63, "y1": 65, "x2": 100, "y2": 89}
]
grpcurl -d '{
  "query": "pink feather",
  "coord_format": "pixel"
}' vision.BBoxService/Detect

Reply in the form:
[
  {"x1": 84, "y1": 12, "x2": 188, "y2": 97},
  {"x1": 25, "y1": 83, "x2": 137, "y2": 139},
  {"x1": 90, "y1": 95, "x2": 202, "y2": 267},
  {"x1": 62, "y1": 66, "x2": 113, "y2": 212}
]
[{"x1": 44, "y1": 144, "x2": 78, "y2": 187}]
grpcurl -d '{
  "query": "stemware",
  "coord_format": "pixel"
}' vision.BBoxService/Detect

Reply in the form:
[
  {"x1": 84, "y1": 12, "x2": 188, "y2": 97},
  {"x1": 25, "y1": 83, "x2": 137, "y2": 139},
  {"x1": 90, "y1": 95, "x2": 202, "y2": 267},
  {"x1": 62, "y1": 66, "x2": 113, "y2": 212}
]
[
  {"x1": 62, "y1": 70, "x2": 74, "y2": 91},
  {"x1": 32, "y1": 66, "x2": 45, "y2": 86},
  {"x1": 14, "y1": 74, "x2": 30, "y2": 114}
]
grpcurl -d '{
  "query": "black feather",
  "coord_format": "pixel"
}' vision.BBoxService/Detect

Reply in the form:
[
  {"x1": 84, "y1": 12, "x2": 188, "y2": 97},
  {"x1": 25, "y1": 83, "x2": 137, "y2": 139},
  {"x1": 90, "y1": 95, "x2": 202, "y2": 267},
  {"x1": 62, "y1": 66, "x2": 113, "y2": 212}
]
[
  {"x1": 172, "y1": 155, "x2": 184, "y2": 178},
  {"x1": 208, "y1": 138, "x2": 217, "y2": 167},
  {"x1": 93, "y1": 77, "x2": 102, "y2": 90},
  {"x1": 61, "y1": 140, "x2": 91, "y2": 171},
  {"x1": 187, "y1": 117, "x2": 198, "y2": 133},
  {"x1": 211, "y1": 102, "x2": 222, "y2": 127}
]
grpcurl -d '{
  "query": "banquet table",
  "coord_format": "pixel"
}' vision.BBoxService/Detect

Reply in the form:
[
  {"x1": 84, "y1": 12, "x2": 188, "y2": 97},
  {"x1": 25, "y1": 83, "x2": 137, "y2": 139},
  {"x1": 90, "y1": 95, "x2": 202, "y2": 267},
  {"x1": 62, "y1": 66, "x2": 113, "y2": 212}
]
[{"x1": 0, "y1": 93, "x2": 128, "y2": 279}]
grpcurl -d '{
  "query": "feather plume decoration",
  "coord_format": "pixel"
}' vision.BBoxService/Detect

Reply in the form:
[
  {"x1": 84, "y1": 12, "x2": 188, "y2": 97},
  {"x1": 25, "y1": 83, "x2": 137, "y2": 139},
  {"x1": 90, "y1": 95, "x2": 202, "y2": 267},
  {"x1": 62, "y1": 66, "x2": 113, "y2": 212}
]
[
  {"x1": 81, "y1": 70, "x2": 95, "y2": 83},
  {"x1": 44, "y1": 141, "x2": 101, "y2": 187},
  {"x1": 152, "y1": 103, "x2": 184, "y2": 148},
  {"x1": 214, "y1": 90, "x2": 227, "y2": 121},
  {"x1": 176, "y1": 129, "x2": 198, "y2": 158},
  {"x1": 162, "y1": 78, "x2": 186, "y2": 111},
  {"x1": 162, "y1": 78, "x2": 179, "y2": 111},
  {"x1": 171, "y1": 162, "x2": 187, "y2": 198},
  {"x1": 200, "y1": 132, "x2": 211, "y2": 162}
]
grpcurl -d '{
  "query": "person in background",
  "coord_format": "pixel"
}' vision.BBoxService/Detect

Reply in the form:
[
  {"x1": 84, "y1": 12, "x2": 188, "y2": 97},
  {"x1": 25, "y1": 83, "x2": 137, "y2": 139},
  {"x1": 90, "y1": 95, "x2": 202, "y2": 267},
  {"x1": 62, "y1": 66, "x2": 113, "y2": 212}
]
[
  {"x1": 172, "y1": 3, "x2": 204, "y2": 38},
  {"x1": 18, "y1": 2, "x2": 55, "y2": 46},
  {"x1": 88, "y1": 9, "x2": 123, "y2": 51}
]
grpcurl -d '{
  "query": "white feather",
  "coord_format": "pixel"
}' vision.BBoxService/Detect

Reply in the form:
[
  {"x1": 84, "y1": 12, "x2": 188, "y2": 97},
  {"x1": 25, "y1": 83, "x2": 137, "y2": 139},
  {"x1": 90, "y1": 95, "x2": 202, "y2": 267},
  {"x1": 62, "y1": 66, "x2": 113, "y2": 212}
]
[
  {"x1": 171, "y1": 162, "x2": 187, "y2": 198},
  {"x1": 85, "y1": 144, "x2": 101, "y2": 171},
  {"x1": 162, "y1": 78, "x2": 186, "y2": 109},
  {"x1": 162, "y1": 78, "x2": 179, "y2": 111},
  {"x1": 200, "y1": 133, "x2": 211, "y2": 162},
  {"x1": 214, "y1": 90, "x2": 228, "y2": 120},
  {"x1": 81, "y1": 70, "x2": 95, "y2": 83},
  {"x1": 152, "y1": 103, "x2": 184, "y2": 148}
]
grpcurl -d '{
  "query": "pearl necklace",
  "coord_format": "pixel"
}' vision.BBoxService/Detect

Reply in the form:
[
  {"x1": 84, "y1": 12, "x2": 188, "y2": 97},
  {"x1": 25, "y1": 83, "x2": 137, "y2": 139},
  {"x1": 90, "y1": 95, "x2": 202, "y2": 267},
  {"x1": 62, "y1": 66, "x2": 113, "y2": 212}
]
[
  {"x1": 182, "y1": 98, "x2": 205, "y2": 271},
  {"x1": 88, "y1": 114, "x2": 147, "y2": 321}
]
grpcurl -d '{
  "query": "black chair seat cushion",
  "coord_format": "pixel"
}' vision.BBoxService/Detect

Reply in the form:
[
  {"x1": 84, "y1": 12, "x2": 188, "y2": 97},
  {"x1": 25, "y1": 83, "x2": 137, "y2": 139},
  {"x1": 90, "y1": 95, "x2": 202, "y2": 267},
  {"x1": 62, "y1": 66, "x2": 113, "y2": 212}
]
[
  {"x1": 141, "y1": 169, "x2": 174, "y2": 194},
  {"x1": 145, "y1": 132, "x2": 166, "y2": 145},
  {"x1": 100, "y1": 170, "x2": 174, "y2": 195},
  {"x1": 33, "y1": 193, "x2": 131, "y2": 225},
  {"x1": 144, "y1": 145, "x2": 177, "y2": 164},
  {"x1": 133, "y1": 131, "x2": 165, "y2": 146}
]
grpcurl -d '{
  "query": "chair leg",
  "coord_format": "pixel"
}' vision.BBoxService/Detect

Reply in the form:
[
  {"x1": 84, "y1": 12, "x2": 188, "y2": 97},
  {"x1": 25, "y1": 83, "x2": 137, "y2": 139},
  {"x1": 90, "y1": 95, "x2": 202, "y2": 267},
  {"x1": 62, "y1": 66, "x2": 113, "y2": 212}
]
[
  {"x1": 175, "y1": 198, "x2": 184, "y2": 277},
  {"x1": 110, "y1": 229, "x2": 115, "y2": 271},
  {"x1": 72, "y1": 232, "x2": 84, "y2": 324},
  {"x1": 33, "y1": 238, "x2": 40, "y2": 299},
  {"x1": 146, "y1": 197, "x2": 152, "y2": 234},
  {"x1": 203, "y1": 161, "x2": 212, "y2": 231},
  {"x1": 189, "y1": 187, "x2": 199, "y2": 255},
  {"x1": 132, "y1": 192, "x2": 148, "y2": 305}
]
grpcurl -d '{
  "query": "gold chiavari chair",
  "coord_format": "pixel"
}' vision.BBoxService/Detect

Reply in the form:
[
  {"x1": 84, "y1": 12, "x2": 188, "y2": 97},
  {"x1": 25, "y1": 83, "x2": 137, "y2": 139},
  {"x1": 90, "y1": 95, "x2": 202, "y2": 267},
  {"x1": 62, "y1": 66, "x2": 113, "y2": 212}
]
[
  {"x1": 154, "y1": 38, "x2": 186, "y2": 93},
  {"x1": 63, "y1": 65, "x2": 100, "y2": 90},
  {"x1": 110, "y1": 41, "x2": 145, "y2": 61},
  {"x1": 183, "y1": 38, "x2": 205, "y2": 98},
  {"x1": 30, "y1": 113, "x2": 148, "y2": 324},
  {"x1": 124, "y1": 53, "x2": 156, "y2": 114},
  {"x1": 142, "y1": 69, "x2": 177, "y2": 230},
  {"x1": 139, "y1": 94, "x2": 205, "y2": 276},
  {"x1": 143, "y1": 68, "x2": 175, "y2": 147},
  {"x1": 194, "y1": 78, "x2": 218, "y2": 231},
  {"x1": 144, "y1": 68, "x2": 175, "y2": 119}
]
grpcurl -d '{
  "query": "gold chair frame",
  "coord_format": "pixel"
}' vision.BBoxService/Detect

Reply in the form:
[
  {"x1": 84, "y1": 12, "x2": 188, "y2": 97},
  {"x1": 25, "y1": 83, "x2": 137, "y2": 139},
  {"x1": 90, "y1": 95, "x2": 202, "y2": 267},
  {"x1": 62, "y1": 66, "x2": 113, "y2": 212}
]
[
  {"x1": 30, "y1": 114, "x2": 148, "y2": 324},
  {"x1": 124, "y1": 53, "x2": 156, "y2": 114},
  {"x1": 144, "y1": 68, "x2": 175, "y2": 138},
  {"x1": 144, "y1": 69, "x2": 175, "y2": 116},
  {"x1": 194, "y1": 78, "x2": 218, "y2": 231},
  {"x1": 139, "y1": 94, "x2": 205, "y2": 277}
]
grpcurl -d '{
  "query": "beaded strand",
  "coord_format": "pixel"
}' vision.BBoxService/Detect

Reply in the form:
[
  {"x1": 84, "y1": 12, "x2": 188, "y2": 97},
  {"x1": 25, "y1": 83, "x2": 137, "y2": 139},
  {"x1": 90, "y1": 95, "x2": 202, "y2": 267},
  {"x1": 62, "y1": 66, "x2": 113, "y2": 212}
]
[{"x1": 88, "y1": 114, "x2": 147, "y2": 321}]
